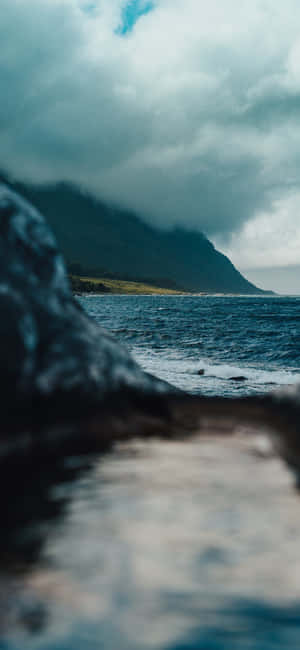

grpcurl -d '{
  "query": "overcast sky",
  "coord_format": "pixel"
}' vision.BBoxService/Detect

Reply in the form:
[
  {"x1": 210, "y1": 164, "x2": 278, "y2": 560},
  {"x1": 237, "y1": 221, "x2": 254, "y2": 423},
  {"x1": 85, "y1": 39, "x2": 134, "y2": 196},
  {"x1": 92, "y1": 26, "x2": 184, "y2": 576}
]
[{"x1": 1, "y1": 0, "x2": 300, "y2": 290}]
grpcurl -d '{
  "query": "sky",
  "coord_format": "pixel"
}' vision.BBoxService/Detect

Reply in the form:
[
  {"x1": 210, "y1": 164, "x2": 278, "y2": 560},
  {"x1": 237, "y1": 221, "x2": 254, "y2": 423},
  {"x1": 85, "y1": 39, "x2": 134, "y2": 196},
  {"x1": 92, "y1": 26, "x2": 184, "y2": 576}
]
[
  {"x1": 1, "y1": 0, "x2": 300, "y2": 292},
  {"x1": 118, "y1": 0, "x2": 154, "y2": 34}
]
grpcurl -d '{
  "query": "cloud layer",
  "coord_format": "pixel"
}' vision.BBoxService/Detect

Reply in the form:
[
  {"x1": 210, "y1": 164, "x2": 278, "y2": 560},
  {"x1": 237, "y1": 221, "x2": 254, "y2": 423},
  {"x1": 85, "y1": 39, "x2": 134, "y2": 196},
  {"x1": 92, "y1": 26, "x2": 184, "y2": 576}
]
[{"x1": 1, "y1": 0, "x2": 300, "y2": 267}]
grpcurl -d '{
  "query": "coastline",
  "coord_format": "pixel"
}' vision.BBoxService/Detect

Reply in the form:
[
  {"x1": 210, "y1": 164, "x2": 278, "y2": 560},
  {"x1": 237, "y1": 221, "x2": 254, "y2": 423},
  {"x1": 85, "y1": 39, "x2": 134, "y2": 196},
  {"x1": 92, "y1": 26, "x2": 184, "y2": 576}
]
[
  {"x1": 70, "y1": 275, "x2": 276, "y2": 297},
  {"x1": 70, "y1": 275, "x2": 188, "y2": 295}
]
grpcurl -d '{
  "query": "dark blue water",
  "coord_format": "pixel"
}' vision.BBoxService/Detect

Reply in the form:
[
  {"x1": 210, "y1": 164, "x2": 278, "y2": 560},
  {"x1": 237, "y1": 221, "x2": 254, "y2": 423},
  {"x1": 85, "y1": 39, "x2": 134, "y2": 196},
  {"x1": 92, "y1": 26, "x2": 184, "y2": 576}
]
[{"x1": 80, "y1": 295, "x2": 300, "y2": 397}]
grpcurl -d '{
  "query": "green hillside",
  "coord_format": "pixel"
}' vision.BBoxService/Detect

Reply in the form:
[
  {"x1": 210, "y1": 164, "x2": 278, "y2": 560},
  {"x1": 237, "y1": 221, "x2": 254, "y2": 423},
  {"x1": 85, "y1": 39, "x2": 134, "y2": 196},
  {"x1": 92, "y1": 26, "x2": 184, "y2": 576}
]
[
  {"x1": 7, "y1": 181, "x2": 265, "y2": 294},
  {"x1": 70, "y1": 275, "x2": 186, "y2": 295}
]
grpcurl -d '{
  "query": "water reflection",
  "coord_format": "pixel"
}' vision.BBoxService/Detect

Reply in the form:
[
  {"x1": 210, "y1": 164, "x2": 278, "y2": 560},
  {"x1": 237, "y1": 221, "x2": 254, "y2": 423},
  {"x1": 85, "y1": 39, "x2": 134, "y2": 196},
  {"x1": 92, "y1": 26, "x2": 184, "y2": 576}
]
[{"x1": 1, "y1": 433, "x2": 300, "y2": 648}]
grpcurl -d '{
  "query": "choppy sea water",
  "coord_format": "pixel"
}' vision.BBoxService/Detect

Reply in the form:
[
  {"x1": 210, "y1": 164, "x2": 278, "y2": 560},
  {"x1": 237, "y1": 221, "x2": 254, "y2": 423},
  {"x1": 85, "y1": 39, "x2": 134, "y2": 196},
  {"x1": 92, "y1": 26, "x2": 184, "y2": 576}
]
[{"x1": 80, "y1": 295, "x2": 300, "y2": 397}]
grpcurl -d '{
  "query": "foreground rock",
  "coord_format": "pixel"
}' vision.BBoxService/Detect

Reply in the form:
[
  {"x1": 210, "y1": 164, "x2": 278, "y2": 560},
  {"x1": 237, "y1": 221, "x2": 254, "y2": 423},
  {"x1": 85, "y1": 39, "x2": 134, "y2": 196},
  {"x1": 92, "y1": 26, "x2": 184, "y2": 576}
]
[{"x1": 0, "y1": 183, "x2": 187, "y2": 452}]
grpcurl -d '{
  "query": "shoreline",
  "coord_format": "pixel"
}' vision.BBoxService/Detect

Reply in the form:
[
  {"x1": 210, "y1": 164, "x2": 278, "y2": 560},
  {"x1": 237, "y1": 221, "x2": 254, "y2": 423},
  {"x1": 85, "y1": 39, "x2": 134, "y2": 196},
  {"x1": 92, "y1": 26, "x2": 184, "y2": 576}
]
[
  {"x1": 70, "y1": 275, "x2": 277, "y2": 297},
  {"x1": 75, "y1": 290, "x2": 279, "y2": 298},
  {"x1": 70, "y1": 274, "x2": 188, "y2": 295}
]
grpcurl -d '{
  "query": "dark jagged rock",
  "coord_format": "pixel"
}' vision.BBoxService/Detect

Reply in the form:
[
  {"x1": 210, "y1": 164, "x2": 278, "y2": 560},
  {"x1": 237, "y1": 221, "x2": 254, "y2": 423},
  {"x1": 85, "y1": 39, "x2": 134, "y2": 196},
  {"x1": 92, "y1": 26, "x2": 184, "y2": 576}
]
[
  {"x1": 0, "y1": 183, "x2": 179, "y2": 434},
  {"x1": 229, "y1": 376, "x2": 247, "y2": 382}
]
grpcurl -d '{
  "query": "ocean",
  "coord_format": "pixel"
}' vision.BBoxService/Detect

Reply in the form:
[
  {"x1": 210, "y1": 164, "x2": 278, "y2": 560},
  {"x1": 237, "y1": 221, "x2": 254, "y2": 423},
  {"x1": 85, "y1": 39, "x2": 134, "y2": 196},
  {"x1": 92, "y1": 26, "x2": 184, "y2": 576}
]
[{"x1": 79, "y1": 294, "x2": 300, "y2": 398}]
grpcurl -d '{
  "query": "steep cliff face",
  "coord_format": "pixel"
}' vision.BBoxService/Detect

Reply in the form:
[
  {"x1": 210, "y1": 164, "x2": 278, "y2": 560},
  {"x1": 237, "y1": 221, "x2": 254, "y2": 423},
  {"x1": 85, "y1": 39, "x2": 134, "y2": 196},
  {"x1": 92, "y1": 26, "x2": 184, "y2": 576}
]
[{"x1": 11, "y1": 182, "x2": 265, "y2": 294}]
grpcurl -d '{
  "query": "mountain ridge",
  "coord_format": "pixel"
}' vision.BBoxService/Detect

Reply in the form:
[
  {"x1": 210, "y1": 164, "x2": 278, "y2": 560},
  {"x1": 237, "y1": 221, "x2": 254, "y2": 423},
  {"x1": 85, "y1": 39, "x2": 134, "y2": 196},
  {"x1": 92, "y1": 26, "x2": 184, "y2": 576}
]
[{"x1": 2, "y1": 178, "x2": 267, "y2": 294}]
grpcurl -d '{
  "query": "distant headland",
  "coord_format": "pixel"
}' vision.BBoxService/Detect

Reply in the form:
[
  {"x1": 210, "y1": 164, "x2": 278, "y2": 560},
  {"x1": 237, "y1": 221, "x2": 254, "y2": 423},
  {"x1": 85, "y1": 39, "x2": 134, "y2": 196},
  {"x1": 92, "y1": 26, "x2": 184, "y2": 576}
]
[{"x1": 2, "y1": 177, "x2": 270, "y2": 295}]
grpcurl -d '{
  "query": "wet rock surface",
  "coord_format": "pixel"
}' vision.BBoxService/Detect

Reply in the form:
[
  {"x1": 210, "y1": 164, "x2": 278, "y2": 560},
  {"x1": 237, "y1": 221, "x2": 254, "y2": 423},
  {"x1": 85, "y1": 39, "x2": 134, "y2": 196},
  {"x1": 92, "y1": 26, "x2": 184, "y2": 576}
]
[
  {"x1": 0, "y1": 183, "x2": 181, "y2": 448},
  {"x1": 229, "y1": 375, "x2": 247, "y2": 382}
]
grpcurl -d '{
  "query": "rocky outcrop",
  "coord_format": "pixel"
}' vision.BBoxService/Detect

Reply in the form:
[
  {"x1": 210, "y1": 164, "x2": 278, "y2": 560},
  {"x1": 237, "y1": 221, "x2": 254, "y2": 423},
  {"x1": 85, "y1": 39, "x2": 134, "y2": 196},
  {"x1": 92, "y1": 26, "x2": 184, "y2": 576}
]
[
  {"x1": 0, "y1": 183, "x2": 188, "y2": 460},
  {"x1": 0, "y1": 184, "x2": 178, "y2": 409}
]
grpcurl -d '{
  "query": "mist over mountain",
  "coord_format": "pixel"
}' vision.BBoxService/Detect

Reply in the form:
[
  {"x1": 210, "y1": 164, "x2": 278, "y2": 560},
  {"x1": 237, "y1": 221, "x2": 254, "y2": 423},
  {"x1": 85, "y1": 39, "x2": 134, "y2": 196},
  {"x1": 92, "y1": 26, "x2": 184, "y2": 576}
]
[
  {"x1": 243, "y1": 266, "x2": 300, "y2": 296},
  {"x1": 9, "y1": 181, "x2": 265, "y2": 294}
]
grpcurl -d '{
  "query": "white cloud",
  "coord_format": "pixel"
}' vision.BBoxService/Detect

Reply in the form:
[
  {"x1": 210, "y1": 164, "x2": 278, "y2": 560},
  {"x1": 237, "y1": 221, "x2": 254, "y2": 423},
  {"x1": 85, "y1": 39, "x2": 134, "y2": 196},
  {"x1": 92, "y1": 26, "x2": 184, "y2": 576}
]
[
  {"x1": 217, "y1": 193, "x2": 300, "y2": 269},
  {"x1": 1, "y1": 0, "x2": 300, "y2": 267}
]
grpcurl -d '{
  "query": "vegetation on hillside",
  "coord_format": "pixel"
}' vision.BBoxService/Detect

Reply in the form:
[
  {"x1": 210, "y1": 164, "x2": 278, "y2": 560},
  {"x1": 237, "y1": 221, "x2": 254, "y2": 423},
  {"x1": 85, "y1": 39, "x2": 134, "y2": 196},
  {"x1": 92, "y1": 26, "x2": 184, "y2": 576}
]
[
  {"x1": 69, "y1": 275, "x2": 185, "y2": 295},
  {"x1": 10, "y1": 181, "x2": 265, "y2": 294}
]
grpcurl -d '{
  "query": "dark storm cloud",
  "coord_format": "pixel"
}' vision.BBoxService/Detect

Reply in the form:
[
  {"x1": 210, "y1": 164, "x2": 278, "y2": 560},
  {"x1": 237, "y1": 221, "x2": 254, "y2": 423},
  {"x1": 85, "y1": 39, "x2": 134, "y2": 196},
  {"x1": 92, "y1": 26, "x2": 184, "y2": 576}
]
[{"x1": 1, "y1": 0, "x2": 300, "y2": 252}]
